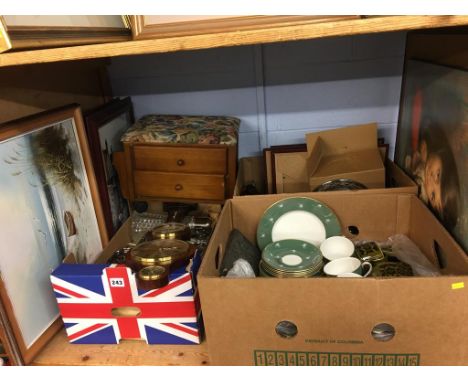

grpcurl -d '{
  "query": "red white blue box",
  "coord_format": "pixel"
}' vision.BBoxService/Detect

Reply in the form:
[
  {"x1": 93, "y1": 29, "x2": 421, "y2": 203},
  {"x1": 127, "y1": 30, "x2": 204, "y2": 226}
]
[{"x1": 50, "y1": 250, "x2": 203, "y2": 345}]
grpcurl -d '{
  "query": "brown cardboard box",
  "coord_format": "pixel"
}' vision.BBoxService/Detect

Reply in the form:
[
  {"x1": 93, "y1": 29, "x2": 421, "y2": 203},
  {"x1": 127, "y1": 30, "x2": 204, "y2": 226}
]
[
  {"x1": 234, "y1": 155, "x2": 417, "y2": 197},
  {"x1": 198, "y1": 193, "x2": 468, "y2": 365},
  {"x1": 233, "y1": 156, "x2": 266, "y2": 196},
  {"x1": 306, "y1": 123, "x2": 386, "y2": 190}
]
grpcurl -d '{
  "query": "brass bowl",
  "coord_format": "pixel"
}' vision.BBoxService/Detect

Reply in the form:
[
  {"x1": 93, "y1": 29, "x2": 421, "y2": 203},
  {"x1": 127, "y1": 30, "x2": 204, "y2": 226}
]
[
  {"x1": 137, "y1": 265, "x2": 170, "y2": 289},
  {"x1": 149, "y1": 223, "x2": 191, "y2": 241},
  {"x1": 131, "y1": 239, "x2": 191, "y2": 267}
]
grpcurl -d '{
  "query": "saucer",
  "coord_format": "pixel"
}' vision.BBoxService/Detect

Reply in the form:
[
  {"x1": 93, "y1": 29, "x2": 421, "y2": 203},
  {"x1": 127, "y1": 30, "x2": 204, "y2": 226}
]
[
  {"x1": 262, "y1": 239, "x2": 323, "y2": 273},
  {"x1": 257, "y1": 197, "x2": 341, "y2": 251}
]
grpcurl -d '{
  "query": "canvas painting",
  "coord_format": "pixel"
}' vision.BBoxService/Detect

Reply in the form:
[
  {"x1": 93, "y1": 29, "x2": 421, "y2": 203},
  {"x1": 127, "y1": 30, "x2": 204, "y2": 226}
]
[
  {"x1": 395, "y1": 60, "x2": 468, "y2": 253},
  {"x1": 0, "y1": 106, "x2": 105, "y2": 361}
]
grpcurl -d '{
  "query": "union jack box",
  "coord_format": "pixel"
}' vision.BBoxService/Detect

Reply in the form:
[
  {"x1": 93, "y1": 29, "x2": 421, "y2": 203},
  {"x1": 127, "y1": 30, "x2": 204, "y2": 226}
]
[{"x1": 50, "y1": 249, "x2": 203, "y2": 345}]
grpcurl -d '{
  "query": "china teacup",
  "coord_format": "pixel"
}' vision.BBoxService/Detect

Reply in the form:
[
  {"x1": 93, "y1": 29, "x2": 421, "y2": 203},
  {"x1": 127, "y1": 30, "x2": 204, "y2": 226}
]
[
  {"x1": 323, "y1": 257, "x2": 372, "y2": 277},
  {"x1": 320, "y1": 236, "x2": 355, "y2": 261}
]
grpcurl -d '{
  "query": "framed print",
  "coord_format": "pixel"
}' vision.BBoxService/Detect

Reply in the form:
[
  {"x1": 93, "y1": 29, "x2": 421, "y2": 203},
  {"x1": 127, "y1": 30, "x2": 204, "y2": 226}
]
[
  {"x1": 84, "y1": 97, "x2": 134, "y2": 238},
  {"x1": 0, "y1": 15, "x2": 131, "y2": 53},
  {"x1": 395, "y1": 59, "x2": 468, "y2": 253},
  {"x1": 130, "y1": 15, "x2": 358, "y2": 40},
  {"x1": 0, "y1": 104, "x2": 107, "y2": 363}
]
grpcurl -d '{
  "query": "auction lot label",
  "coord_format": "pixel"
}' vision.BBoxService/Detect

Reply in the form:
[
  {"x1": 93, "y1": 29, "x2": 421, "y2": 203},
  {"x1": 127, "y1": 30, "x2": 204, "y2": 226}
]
[{"x1": 254, "y1": 350, "x2": 420, "y2": 366}]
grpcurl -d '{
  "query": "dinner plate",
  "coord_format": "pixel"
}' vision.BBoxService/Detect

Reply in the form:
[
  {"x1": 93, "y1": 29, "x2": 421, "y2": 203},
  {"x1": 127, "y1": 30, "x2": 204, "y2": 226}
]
[{"x1": 257, "y1": 197, "x2": 341, "y2": 251}]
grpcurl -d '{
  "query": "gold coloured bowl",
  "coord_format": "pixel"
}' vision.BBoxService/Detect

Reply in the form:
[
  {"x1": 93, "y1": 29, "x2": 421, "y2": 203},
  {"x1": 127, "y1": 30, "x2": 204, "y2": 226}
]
[
  {"x1": 149, "y1": 223, "x2": 191, "y2": 241},
  {"x1": 131, "y1": 239, "x2": 191, "y2": 266}
]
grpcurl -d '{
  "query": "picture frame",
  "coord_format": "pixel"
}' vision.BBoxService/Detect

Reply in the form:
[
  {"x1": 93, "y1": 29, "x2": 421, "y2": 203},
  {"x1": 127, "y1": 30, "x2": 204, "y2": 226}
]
[
  {"x1": 0, "y1": 298, "x2": 23, "y2": 365},
  {"x1": 263, "y1": 144, "x2": 307, "y2": 194},
  {"x1": 0, "y1": 104, "x2": 108, "y2": 364},
  {"x1": 394, "y1": 59, "x2": 468, "y2": 253},
  {"x1": 84, "y1": 97, "x2": 134, "y2": 238},
  {"x1": 130, "y1": 15, "x2": 358, "y2": 40},
  {"x1": 0, "y1": 15, "x2": 131, "y2": 53}
]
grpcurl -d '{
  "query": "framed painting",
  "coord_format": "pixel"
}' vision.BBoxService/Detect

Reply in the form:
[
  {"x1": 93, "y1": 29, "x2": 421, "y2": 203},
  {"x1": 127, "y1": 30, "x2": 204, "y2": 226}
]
[
  {"x1": 395, "y1": 59, "x2": 468, "y2": 253},
  {"x1": 0, "y1": 15, "x2": 131, "y2": 53},
  {"x1": 0, "y1": 104, "x2": 108, "y2": 363},
  {"x1": 84, "y1": 97, "x2": 134, "y2": 238}
]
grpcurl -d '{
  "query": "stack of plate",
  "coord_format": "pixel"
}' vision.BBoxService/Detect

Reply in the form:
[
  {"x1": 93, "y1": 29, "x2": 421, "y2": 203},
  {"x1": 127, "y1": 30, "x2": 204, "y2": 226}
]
[
  {"x1": 259, "y1": 239, "x2": 323, "y2": 278},
  {"x1": 256, "y1": 197, "x2": 342, "y2": 278}
]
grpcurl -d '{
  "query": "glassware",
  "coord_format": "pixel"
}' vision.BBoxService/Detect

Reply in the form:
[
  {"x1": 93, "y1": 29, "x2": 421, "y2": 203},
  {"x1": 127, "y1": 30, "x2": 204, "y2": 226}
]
[{"x1": 130, "y1": 211, "x2": 168, "y2": 245}]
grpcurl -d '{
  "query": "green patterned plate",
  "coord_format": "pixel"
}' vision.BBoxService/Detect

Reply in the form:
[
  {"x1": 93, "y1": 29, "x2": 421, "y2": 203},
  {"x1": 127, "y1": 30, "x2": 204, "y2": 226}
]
[
  {"x1": 262, "y1": 239, "x2": 323, "y2": 273},
  {"x1": 257, "y1": 197, "x2": 341, "y2": 251}
]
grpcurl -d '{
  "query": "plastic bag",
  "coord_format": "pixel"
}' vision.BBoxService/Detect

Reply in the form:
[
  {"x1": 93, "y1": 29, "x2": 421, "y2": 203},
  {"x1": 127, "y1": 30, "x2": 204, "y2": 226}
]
[
  {"x1": 386, "y1": 234, "x2": 441, "y2": 276},
  {"x1": 225, "y1": 259, "x2": 256, "y2": 278}
]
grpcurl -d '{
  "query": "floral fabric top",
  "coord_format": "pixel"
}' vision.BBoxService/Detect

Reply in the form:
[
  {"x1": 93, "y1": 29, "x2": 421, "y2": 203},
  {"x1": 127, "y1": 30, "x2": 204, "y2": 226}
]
[{"x1": 121, "y1": 114, "x2": 240, "y2": 145}]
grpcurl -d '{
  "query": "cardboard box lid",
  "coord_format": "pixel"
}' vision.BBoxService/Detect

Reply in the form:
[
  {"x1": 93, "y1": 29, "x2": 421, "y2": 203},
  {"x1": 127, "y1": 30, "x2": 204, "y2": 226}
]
[
  {"x1": 312, "y1": 149, "x2": 384, "y2": 177},
  {"x1": 306, "y1": 123, "x2": 381, "y2": 175}
]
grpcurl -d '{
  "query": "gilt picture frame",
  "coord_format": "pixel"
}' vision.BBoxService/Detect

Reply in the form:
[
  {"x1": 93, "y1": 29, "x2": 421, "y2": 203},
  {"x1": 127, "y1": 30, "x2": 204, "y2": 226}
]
[
  {"x1": 0, "y1": 15, "x2": 131, "y2": 53},
  {"x1": 0, "y1": 104, "x2": 107, "y2": 363},
  {"x1": 130, "y1": 15, "x2": 357, "y2": 40}
]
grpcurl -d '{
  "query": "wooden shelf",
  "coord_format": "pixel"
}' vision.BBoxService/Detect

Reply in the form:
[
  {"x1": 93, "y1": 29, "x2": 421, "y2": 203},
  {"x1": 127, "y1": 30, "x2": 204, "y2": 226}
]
[
  {"x1": 31, "y1": 329, "x2": 209, "y2": 366},
  {"x1": 1, "y1": 16, "x2": 468, "y2": 68}
]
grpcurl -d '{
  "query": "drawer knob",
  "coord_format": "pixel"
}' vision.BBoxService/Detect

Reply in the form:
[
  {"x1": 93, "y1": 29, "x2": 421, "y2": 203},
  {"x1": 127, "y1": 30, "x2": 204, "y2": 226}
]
[
  {"x1": 175, "y1": 184, "x2": 183, "y2": 191},
  {"x1": 177, "y1": 159, "x2": 185, "y2": 166}
]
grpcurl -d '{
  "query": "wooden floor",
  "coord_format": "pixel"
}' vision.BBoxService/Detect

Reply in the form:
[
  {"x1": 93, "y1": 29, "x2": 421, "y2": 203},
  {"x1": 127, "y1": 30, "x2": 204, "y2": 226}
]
[{"x1": 31, "y1": 329, "x2": 209, "y2": 366}]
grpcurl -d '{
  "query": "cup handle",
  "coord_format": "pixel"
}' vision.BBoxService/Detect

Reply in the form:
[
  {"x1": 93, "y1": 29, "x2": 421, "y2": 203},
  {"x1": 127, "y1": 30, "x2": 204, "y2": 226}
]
[{"x1": 362, "y1": 261, "x2": 373, "y2": 277}]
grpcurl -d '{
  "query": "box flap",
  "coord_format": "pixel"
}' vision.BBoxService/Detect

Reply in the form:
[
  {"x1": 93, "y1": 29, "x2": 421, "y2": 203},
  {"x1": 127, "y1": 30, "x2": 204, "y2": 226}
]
[
  {"x1": 305, "y1": 136, "x2": 324, "y2": 176},
  {"x1": 306, "y1": 123, "x2": 379, "y2": 156},
  {"x1": 313, "y1": 149, "x2": 384, "y2": 177}
]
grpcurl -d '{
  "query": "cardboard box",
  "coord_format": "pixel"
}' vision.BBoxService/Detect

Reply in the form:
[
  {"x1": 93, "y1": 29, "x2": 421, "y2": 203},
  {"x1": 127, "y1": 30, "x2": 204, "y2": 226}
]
[
  {"x1": 234, "y1": 155, "x2": 417, "y2": 197},
  {"x1": 233, "y1": 156, "x2": 266, "y2": 196},
  {"x1": 198, "y1": 193, "x2": 468, "y2": 365},
  {"x1": 306, "y1": 123, "x2": 385, "y2": 190},
  {"x1": 50, "y1": 221, "x2": 203, "y2": 345}
]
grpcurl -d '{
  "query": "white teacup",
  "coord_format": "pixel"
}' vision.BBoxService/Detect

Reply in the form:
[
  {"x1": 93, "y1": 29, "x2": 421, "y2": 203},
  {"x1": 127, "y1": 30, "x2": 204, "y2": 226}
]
[
  {"x1": 323, "y1": 257, "x2": 372, "y2": 277},
  {"x1": 320, "y1": 236, "x2": 355, "y2": 261}
]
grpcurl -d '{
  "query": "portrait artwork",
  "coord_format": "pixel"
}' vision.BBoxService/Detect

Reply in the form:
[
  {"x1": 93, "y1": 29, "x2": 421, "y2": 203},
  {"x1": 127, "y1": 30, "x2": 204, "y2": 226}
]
[{"x1": 395, "y1": 60, "x2": 468, "y2": 253}]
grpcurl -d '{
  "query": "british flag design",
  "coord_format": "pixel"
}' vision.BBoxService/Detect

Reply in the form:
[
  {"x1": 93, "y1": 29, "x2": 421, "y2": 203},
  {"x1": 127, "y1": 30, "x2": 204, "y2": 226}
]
[{"x1": 50, "y1": 261, "x2": 202, "y2": 345}]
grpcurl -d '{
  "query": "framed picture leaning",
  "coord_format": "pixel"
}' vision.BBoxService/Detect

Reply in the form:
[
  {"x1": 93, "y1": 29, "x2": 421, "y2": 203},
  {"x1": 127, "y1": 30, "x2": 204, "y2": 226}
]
[
  {"x1": 0, "y1": 104, "x2": 107, "y2": 363},
  {"x1": 84, "y1": 97, "x2": 134, "y2": 238},
  {"x1": 395, "y1": 59, "x2": 468, "y2": 254}
]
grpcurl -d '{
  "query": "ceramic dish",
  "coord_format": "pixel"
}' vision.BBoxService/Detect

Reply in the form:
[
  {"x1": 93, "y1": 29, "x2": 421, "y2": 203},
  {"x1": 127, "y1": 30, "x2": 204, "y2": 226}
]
[
  {"x1": 259, "y1": 260, "x2": 324, "y2": 278},
  {"x1": 262, "y1": 239, "x2": 323, "y2": 272},
  {"x1": 257, "y1": 197, "x2": 341, "y2": 251},
  {"x1": 313, "y1": 178, "x2": 367, "y2": 192}
]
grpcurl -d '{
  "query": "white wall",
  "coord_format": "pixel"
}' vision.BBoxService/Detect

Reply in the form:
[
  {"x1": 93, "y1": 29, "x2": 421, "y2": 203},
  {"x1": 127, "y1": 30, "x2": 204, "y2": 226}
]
[{"x1": 109, "y1": 31, "x2": 406, "y2": 158}]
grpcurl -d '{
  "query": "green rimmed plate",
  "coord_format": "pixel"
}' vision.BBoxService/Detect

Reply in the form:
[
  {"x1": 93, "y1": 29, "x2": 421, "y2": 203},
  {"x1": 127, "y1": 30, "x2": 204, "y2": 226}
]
[
  {"x1": 262, "y1": 239, "x2": 323, "y2": 273},
  {"x1": 257, "y1": 197, "x2": 341, "y2": 251}
]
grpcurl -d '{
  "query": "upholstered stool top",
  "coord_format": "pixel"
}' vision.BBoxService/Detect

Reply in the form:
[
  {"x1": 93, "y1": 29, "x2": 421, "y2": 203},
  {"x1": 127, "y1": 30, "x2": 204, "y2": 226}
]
[{"x1": 121, "y1": 114, "x2": 240, "y2": 145}]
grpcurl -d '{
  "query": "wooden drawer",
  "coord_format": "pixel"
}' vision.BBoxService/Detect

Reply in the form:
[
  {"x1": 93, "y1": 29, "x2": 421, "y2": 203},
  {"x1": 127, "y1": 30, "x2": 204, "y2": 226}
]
[
  {"x1": 132, "y1": 145, "x2": 227, "y2": 174},
  {"x1": 134, "y1": 170, "x2": 225, "y2": 201}
]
